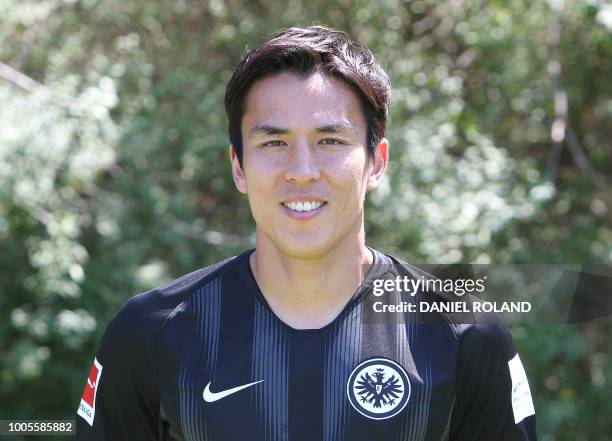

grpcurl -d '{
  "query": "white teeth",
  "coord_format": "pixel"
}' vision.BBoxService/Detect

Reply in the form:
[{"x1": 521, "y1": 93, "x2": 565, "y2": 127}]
[{"x1": 283, "y1": 201, "x2": 324, "y2": 212}]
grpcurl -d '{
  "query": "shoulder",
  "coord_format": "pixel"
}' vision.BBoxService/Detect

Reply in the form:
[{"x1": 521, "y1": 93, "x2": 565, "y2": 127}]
[
  {"x1": 377, "y1": 250, "x2": 515, "y2": 350},
  {"x1": 455, "y1": 319, "x2": 515, "y2": 361},
  {"x1": 102, "y1": 252, "x2": 247, "y2": 343}
]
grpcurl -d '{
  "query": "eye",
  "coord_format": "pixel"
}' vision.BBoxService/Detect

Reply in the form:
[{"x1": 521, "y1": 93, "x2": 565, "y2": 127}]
[
  {"x1": 320, "y1": 138, "x2": 345, "y2": 145},
  {"x1": 261, "y1": 140, "x2": 286, "y2": 147}
]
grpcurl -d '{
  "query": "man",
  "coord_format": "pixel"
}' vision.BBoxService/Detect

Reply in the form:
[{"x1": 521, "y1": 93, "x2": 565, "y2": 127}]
[{"x1": 76, "y1": 26, "x2": 537, "y2": 440}]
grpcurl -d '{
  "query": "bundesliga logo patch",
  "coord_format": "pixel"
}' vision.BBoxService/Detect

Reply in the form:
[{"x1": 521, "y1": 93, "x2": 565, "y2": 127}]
[
  {"x1": 347, "y1": 357, "x2": 410, "y2": 420},
  {"x1": 77, "y1": 358, "x2": 103, "y2": 426},
  {"x1": 508, "y1": 353, "x2": 535, "y2": 424}
]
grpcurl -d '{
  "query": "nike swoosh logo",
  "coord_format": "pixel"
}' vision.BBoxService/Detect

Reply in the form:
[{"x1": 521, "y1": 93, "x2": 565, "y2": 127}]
[
  {"x1": 87, "y1": 379, "x2": 96, "y2": 388},
  {"x1": 203, "y1": 380, "x2": 264, "y2": 403}
]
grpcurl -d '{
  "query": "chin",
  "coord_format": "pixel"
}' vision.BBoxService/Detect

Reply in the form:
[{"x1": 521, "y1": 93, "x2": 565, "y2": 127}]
[{"x1": 274, "y1": 236, "x2": 336, "y2": 260}]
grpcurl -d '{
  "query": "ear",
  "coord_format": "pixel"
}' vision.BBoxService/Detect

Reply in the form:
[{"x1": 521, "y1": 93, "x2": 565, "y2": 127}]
[
  {"x1": 229, "y1": 145, "x2": 247, "y2": 194},
  {"x1": 367, "y1": 137, "x2": 389, "y2": 191}
]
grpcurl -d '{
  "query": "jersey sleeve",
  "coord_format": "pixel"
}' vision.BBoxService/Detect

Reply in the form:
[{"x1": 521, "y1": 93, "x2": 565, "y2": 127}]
[
  {"x1": 450, "y1": 322, "x2": 538, "y2": 441},
  {"x1": 76, "y1": 293, "x2": 160, "y2": 440}
]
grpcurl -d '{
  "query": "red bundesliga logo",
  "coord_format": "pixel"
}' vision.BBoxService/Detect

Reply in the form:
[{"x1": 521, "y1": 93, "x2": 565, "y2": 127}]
[
  {"x1": 78, "y1": 358, "x2": 102, "y2": 426},
  {"x1": 82, "y1": 362, "x2": 100, "y2": 407}
]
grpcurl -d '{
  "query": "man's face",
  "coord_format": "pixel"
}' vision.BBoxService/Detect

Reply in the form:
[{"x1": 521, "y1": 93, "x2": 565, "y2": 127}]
[{"x1": 231, "y1": 72, "x2": 387, "y2": 259}]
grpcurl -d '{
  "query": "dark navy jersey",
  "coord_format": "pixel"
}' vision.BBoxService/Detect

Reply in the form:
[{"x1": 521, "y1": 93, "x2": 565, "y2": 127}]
[{"x1": 76, "y1": 248, "x2": 537, "y2": 440}]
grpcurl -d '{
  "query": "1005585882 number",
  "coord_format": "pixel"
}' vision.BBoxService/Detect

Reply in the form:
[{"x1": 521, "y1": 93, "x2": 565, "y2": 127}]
[{"x1": 0, "y1": 420, "x2": 75, "y2": 435}]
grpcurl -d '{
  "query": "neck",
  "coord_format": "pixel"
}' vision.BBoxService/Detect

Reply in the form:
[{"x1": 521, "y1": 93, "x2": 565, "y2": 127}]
[{"x1": 250, "y1": 228, "x2": 373, "y2": 330}]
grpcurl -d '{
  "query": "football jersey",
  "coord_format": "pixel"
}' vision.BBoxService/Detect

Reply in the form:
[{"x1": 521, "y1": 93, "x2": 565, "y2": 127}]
[{"x1": 76, "y1": 248, "x2": 537, "y2": 440}]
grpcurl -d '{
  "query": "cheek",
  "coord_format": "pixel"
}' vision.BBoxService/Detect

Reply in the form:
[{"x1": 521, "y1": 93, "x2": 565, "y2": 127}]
[
  {"x1": 329, "y1": 165, "x2": 369, "y2": 211},
  {"x1": 244, "y1": 150, "x2": 285, "y2": 178},
  {"x1": 243, "y1": 154, "x2": 267, "y2": 186},
  {"x1": 243, "y1": 159, "x2": 277, "y2": 209},
  {"x1": 342, "y1": 152, "x2": 370, "y2": 187}
]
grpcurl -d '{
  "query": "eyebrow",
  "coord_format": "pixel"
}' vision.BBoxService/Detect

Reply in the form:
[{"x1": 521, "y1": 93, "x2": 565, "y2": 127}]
[
  {"x1": 249, "y1": 124, "x2": 289, "y2": 136},
  {"x1": 316, "y1": 123, "x2": 357, "y2": 134},
  {"x1": 249, "y1": 122, "x2": 357, "y2": 136}
]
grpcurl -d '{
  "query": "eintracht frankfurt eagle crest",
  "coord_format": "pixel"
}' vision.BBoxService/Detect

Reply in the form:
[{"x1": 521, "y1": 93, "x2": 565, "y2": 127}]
[{"x1": 347, "y1": 358, "x2": 411, "y2": 420}]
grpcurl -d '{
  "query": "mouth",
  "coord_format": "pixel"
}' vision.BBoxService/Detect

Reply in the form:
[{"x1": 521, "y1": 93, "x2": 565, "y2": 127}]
[{"x1": 281, "y1": 200, "x2": 327, "y2": 213}]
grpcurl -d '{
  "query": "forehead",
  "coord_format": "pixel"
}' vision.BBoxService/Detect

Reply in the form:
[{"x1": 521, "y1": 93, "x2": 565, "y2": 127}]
[{"x1": 242, "y1": 72, "x2": 366, "y2": 133}]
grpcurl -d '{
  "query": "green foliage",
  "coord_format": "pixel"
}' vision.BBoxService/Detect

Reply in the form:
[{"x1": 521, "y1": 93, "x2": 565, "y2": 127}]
[{"x1": 1, "y1": 0, "x2": 610, "y2": 439}]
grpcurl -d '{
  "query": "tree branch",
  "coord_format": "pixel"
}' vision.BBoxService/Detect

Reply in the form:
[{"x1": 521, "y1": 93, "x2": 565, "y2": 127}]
[
  {"x1": 0, "y1": 61, "x2": 79, "y2": 109},
  {"x1": 566, "y1": 127, "x2": 595, "y2": 179},
  {"x1": 545, "y1": 12, "x2": 566, "y2": 183}
]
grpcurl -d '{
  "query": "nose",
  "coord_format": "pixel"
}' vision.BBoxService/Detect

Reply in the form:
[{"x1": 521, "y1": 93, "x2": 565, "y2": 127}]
[{"x1": 284, "y1": 140, "x2": 321, "y2": 184}]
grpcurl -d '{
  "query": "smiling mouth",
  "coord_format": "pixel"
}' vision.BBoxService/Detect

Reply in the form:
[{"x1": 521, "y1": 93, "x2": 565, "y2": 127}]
[{"x1": 282, "y1": 201, "x2": 327, "y2": 212}]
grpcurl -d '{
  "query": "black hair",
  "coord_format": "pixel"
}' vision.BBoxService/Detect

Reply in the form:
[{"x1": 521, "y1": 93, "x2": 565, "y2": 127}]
[{"x1": 224, "y1": 26, "x2": 391, "y2": 166}]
